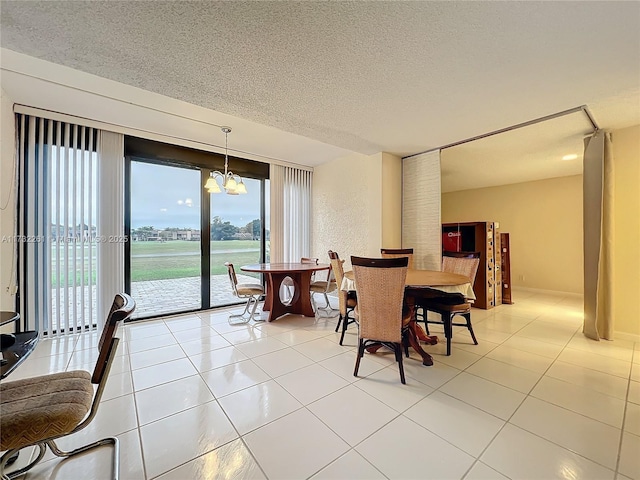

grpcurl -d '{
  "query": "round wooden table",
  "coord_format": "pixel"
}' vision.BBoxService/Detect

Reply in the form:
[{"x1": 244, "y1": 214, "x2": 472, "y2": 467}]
[{"x1": 241, "y1": 263, "x2": 330, "y2": 322}]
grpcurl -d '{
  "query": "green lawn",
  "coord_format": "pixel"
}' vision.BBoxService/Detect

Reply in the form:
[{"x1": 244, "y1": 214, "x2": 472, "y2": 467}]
[
  {"x1": 52, "y1": 240, "x2": 266, "y2": 286},
  {"x1": 130, "y1": 239, "x2": 260, "y2": 255}
]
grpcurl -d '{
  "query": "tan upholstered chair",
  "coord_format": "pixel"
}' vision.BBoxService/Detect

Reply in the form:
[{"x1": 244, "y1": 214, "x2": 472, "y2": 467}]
[
  {"x1": 309, "y1": 262, "x2": 338, "y2": 317},
  {"x1": 225, "y1": 262, "x2": 264, "y2": 324},
  {"x1": 380, "y1": 248, "x2": 414, "y2": 269},
  {"x1": 328, "y1": 250, "x2": 357, "y2": 345},
  {"x1": 351, "y1": 256, "x2": 410, "y2": 384},
  {"x1": 0, "y1": 293, "x2": 136, "y2": 480},
  {"x1": 418, "y1": 251, "x2": 480, "y2": 355}
]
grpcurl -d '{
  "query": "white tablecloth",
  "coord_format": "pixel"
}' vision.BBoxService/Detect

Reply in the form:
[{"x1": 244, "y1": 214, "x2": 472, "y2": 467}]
[{"x1": 340, "y1": 276, "x2": 475, "y2": 301}]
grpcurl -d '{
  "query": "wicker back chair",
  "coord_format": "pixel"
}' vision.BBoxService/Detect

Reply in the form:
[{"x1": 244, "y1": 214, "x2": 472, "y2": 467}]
[
  {"x1": 417, "y1": 251, "x2": 481, "y2": 355},
  {"x1": 442, "y1": 251, "x2": 480, "y2": 284},
  {"x1": 0, "y1": 293, "x2": 136, "y2": 480},
  {"x1": 380, "y1": 248, "x2": 414, "y2": 269},
  {"x1": 351, "y1": 256, "x2": 409, "y2": 384},
  {"x1": 328, "y1": 250, "x2": 357, "y2": 345},
  {"x1": 225, "y1": 262, "x2": 264, "y2": 324}
]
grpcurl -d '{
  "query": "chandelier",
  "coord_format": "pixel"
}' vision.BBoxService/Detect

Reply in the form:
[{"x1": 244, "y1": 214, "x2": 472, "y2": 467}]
[{"x1": 205, "y1": 127, "x2": 247, "y2": 195}]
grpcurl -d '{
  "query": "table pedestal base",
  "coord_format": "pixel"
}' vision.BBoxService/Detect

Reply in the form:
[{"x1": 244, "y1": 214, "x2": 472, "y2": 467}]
[{"x1": 263, "y1": 271, "x2": 315, "y2": 322}]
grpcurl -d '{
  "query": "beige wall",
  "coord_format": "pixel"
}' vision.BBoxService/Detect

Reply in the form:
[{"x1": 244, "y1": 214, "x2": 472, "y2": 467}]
[
  {"x1": 381, "y1": 152, "x2": 402, "y2": 248},
  {"x1": 442, "y1": 175, "x2": 584, "y2": 294},
  {"x1": 0, "y1": 88, "x2": 15, "y2": 311},
  {"x1": 312, "y1": 151, "x2": 402, "y2": 268},
  {"x1": 612, "y1": 125, "x2": 640, "y2": 337}
]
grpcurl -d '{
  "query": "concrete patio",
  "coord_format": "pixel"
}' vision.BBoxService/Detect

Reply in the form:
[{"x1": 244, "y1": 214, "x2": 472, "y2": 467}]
[
  {"x1": 50, "y1": 274, "x2": 257, "y2": 327},
  {"x1": 130, "y1": 274, "x2": 250, "y2": 318}
]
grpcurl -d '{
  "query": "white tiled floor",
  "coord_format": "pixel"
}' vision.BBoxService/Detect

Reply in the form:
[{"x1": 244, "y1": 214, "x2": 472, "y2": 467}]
[{"x1": 5, "y1": 288, "x2": 640, "y2": 479}]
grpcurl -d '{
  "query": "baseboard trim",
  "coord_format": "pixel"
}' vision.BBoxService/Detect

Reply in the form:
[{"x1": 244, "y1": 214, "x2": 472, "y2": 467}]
[{"x1": 512, "y1": 286, "x2": 583, "y2": 297}]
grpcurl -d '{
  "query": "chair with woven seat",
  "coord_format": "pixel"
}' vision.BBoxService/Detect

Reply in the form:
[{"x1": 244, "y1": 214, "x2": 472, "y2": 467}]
[
  {"x1": 225, "y1": 262, "x2": 264, "y2": 324},
  {"x1": 417, "y1": 251, "x2": 480, "y2": 355},
  {"x1": 351, "y1": 256, "x2": 411, "y2": 384},
  {"x1": 380, "y1": 248, "x2": 414, "y2": 269},
  {"x1": 0, "y1": 293, "x2": 136, "y2": 480},
  {"x1": 328, "y1": 250, "x2": 357, "y2": 345}
]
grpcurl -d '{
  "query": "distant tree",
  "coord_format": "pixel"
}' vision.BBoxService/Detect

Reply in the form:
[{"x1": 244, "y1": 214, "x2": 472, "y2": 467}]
[
  {"x1": 244, "y1": 219, "x2": 261, "y2": 240},
  {"x1": 133, "y1": 226, "x2": 155, "y2": 241},
  {"x1": 211, "y1": 216, "x2": 239, "y2": 240}
]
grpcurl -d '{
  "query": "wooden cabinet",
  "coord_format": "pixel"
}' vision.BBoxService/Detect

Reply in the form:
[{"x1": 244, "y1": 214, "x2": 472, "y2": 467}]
[
  {"x1": 500, "y1": 233, "x2": 513, "y2": 304},
  {"x1": 442, "y1": 222, "x2": 502, "y2": 309}
]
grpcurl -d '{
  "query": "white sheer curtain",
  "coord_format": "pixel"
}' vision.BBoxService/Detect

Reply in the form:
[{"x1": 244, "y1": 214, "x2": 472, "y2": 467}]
[
  {"x1": 16, "y1": 114, "x2": 124, "y2": 335},
  {"x1": 269, "y1": 164, "x2": 312, "y2": 263},
  {"x1": 96, "y1": 130, "x2": 125, "y2": 330}
]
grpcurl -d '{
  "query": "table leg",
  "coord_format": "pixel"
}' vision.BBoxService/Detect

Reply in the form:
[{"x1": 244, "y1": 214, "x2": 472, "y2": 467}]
[
  {"x1": 406, "y1": 323, "x2": 434, "y2": 366},
  {"x1": 404, "y1": 297, "x2": 434, "y2": 366},
  {"x1": 263, "y1": 273, "x2": 288, "y2": 321},
  {"x1": 288, "y1": 271, "x2": 316, "y2": 317}
]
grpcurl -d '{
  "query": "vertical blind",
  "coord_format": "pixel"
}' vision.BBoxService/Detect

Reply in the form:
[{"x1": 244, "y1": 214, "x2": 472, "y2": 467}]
[
  {"x1": 17, "y1": 114, "x2": 124, "y2": 336},
  {"x1": 269, "y1": 165, "x2": 312, "y2": 262}
]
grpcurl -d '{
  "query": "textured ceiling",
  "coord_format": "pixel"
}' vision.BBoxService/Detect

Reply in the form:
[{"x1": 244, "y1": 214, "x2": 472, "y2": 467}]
[
  {"x1": 1, "y1": 1, "x2": 639, "y2": 189},
  {"x1": 440, "y1": 111, "x2": 593, "y2": 192}
]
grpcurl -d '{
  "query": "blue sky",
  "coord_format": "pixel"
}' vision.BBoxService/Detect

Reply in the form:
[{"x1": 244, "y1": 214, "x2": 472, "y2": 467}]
[{"x1": 130, "y1": 162, "x2": 263, "y2": 230}]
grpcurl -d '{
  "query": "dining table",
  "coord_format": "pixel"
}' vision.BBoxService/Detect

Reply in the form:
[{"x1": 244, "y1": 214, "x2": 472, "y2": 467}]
[
  {"x1": 241, "y1": 262, "x2": 331, "y2": 322},
  {"x1": 342, "y1": 268, "x2": 473, "y2": 366}
]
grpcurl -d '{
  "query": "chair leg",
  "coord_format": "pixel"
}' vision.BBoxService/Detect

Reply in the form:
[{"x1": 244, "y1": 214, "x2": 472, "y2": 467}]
[
  {"x1": 354, "y1": 339, "x2": 365, "y2": 377},
  {"x1": 339, "y1": 315, "x2": 348, "y2": 345},
  {"x1": 403, "y1": 332, "x2": 410, "y2": 357},
  {"x1": 335, "y1": 314, "x2": 343, "y2": 332},
  {"x1": 47, "y1": 437, "x2": 120, "y2": 480},
  {"x1": 1, "y1": 444, "x2": 46, "y2": 480},
  {"x1": 339, "y1": 310, "x2": 352, "y2": 345},
  {"x1": 229, "y1": 296, "x2": 263, "y2": 325},
  {"x1": 395, "y1": 343, "x2": 406, "y2": 384},
  {"x1": 442, "y1": 312, "x2": 453, "y2": 356},
  {"x1": 249, "y1": 296, "x2": 264, "y2": 322},
  {"x1": 463, "y1": 312, "x2": 478, "y2": 345},
  {"x1": 322, "y1": 293, "x2": 331, "y2": 309}
]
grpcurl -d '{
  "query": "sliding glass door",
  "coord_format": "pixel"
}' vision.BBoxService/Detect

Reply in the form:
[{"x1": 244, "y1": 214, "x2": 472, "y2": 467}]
[
  {"x1": 210, "y1": 177, "x2": 264, "y2": 308},
  {"x1": 125, "y1": 138, "x2": 270, "y2": 320},
  {"x1": 129, "y1": 161, "x2": 202, "y2": 318}
]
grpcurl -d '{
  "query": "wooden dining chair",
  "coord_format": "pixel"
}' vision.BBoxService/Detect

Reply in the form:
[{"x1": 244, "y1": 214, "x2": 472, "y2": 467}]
[
  {"x1": 416, "y1": 251, "x2": 480, "y2": 355},
  {"x1": 351, "y1": 256, "x2": 411, "y2": 384},
  {"x1": 380, "y1": 248, "x2": 414, "y2": 269},
  {"x1": 328, "y1": 250, "x2": 357, "y2": 345}
]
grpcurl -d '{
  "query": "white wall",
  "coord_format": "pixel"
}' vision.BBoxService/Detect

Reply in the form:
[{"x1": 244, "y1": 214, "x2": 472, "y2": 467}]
[
  {"x1": 0, "y1": 88, "x2": 15, "y2": 311},
  {"x1": 312, "y1": 152, "x2": 386, "y2": 267}
]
